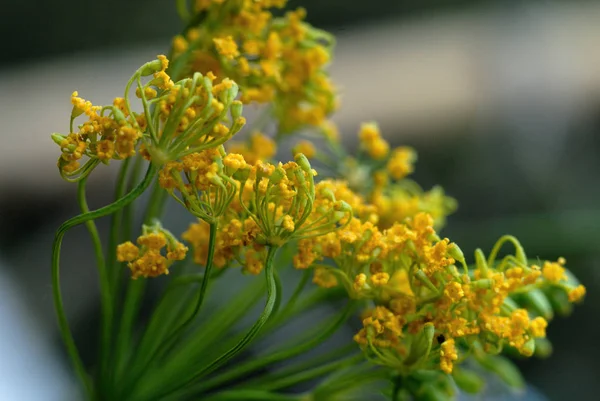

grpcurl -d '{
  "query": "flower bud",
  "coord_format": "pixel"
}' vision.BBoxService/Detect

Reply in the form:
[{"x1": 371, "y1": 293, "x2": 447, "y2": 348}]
[
  {"x1": 447, "y1": 243, "x2": 465, "y2": 264},
  {"x1": 269, "y1": 166, "x2": 287, "y2": 185},
  {"x1": 534, "y1": 337, "x2": 553, "y2": 358},
  {"x1": 51, "y1": 133, "x2": 66, "y2": 146},
  {"x1": 474, "y1": 248, "x2": 489, "y2": 278},
  {"x1": 112, "y1": 107, "x2": 127, "y2": 125},
  {"x1": 139, "y1": 59, "x2": 164, "y2": 76},
  {"x1": 294, "y1": 153, "x2": 312, "y2": 173},
  {"x1": 544, "y1": 287, "x2": 573, "y2": 316},
  {"x1": 404, "y1": 322, "x2": 434, "y2": 366},
  {"x1": 520, "y1": 337, "x2": 535, "y2": 357},
  {"x1": 230, "y1": 100, "x2": 243, "y2": 119},
  {"x1": 517, "y1": 289, "x2": 554, "y2": 320},
  {"x1": 452, "y1": 368, "x2": 484, "y2": 395},
  {"x1": 475, "y1": 354, "x2": 524, "y2": 389}
]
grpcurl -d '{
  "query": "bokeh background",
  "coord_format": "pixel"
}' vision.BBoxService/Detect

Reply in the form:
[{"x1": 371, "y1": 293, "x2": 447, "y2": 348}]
[{"x1": 1, "y1": 0, "x2": 599, "y2": 400}]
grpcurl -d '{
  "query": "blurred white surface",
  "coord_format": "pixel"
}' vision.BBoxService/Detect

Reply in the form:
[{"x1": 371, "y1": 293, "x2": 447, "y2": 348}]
[{"x1": 0, "y1": 263, "x2": 77, "y2": 400}]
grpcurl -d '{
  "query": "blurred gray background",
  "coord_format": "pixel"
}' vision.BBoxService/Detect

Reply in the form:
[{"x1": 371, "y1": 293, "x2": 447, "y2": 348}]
[{"x1": 1, "y1": 0, "x2": 599, "y2": 399}]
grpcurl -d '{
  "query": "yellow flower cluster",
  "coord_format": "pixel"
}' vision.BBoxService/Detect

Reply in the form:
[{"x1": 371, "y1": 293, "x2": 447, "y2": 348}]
[
  {"x1": 171, "y1": 0, "x2": 336, "y2": 134},
  {"x1": 178, "y1": 152, "x2": 352, "y2": 274},
  {"x1": 338, "y1": 224, "x2": 586, "y2": 376},
  {"x1": 117, "y1": 223, "x2": 188, "y2": 279},
  {"x1": 52, "y1": 91, "x2": 143, "y2": 179},
  {"x1": 292, "y1": 123, "x2": 456, "y2": 231},
  {"x1": 159, "y1": 146, "x2": 243, "y2": 223},
  {"x1": 182, "y1": 217, "x2": 266, "y2": 274},
  {"x1": 142, "y1": 71, "x2": 246, "y2": 164},
  {"x1": 289, "y1": 169, "x2": 586, "y2": 377},
  {"x1": 227, "y1": 132, "x2": 277, "y2": 165},
  {"x1": 359, "y1": 123, "x2": 390, "y2": 160}
]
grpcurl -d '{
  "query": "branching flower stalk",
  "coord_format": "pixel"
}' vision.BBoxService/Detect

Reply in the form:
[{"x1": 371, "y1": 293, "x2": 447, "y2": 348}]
[{"x1": 50, "y1": 1, "x2": 586, "y2": 400}]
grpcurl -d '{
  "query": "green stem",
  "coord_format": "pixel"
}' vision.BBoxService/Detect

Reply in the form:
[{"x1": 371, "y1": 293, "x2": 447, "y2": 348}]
[
  {"x1": 107, "y1": 158, "x2": 132, "y2": 288},
  {"x1": 124, "y1": 222, "x2": 218, "y2": 396},
  {"x1": 203, "y1": 390, "x2": 301, "y2": 401},
  {"x1": 114, "y1": 178, "x2": 167, "y2": 379},
  {"x1": 157, "y1": 245, "x2": 280, "y2": 398},
  {"x1": 487, "y1": 235, "x2": 527, "y2": 266},
  {"x1": 239, "y1": 343, "x2": 357, "y2": 390},
  {"x1": 261, "y1": 353, "x2": 364, "y2": 391},
  {"x1": 277, "y1": 268, "x2": 310, "y2": 319},
  {"x1": 192, "y1": 299, "x2": 356, "y2": 393},
  {"x1": 77, "y1": 178, "x2": 112, "y2": 391},
  {"x1": 176, "y1": 0, "x2": 191, "y2": 21},
  {"x1": 51, "y1": 164, "x2": 156, "y2": 397},
  {"x1": 315, "y1": 367, "x2": 387, "y2": 399},
  {"x1": 123, "y1": 155, "x2": 144, "y2": 242}
]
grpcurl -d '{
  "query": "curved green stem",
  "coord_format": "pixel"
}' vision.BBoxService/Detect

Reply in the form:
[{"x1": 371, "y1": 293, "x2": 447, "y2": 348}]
[
  {"x1": 76, "y1": 178, "x2": 113, "y2": 389},
  {"x1": 115, "y1": 178, "x2": 168, "y2": 380},
  {"x1": 239, "y1": 343, "x2": 357, "y2": 390},
  {"x1": 261, "y1": 353, "x2": 364, "y2": 391},
  {"x1": 107, "y1": 158, "x2": 132, "y2": 288},
  {"x1": 277, "y1": 268, "x2": 310, "y2": 320},
  {"x1": 192, "y1": 299, "x2": 357, "y2": 393},
  {"x1": 158, "y1": 245, "x2": 280, "y2": 397},
  {"x1": 487, "y1": 235, "x2": 527, "y2": 267},
  {"x1": 51, "y1": 164, "x2": 156, "y2": 397},
  {"x1": 124, "y1": 222, "x2": 218, "y2": 396}
]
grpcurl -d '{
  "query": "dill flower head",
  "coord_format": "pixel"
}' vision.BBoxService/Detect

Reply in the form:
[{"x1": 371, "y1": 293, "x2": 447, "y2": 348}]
[
  {"x1": 171, "y1": 0, "x2": 337, "y2": 135},
  {"x1": 159, "y1": 146, "x2": 244, "y2": 223},
  {"x1": 143, "y1": 71, "x2": 245, "y2": 164},
  {"x1": 52, "y1": 91, "x2": 143, "y2": 181},
  {"x1": 117, "y1": 222, "x2": 188, "y2": 279},
  {"x1": 238, "y1": 154, "x2": 351, "y2": 246}
]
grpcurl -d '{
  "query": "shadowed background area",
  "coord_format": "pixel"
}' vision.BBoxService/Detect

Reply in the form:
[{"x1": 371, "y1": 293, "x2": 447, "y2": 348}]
[{"x1": 1, "y1": 0, "x2": 599, "y2": 400}]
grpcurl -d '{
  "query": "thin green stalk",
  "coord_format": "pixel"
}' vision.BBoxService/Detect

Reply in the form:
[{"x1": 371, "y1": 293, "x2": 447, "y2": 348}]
[
  {"x1": 51, "y1": 164, "x2": 157, "y2": 397},
  {"x1": 280, "y1": 268, "x2": 311, "y2": 316},
  {"x1": 190, "y1": 300, "x2": 357, "y2": 394},
  {"x1": 238, "y1": 343, "x2": 357, "y2": 389},
  {"x1": 122, "y1": 155, "x2": 144, "y2": 242},
  {"x1": 132, "y1": 274, "x2": 204, "y2": 362},
  {"x1": 107, "y1": 158, "x2": 132, "y2": 288},
  {"x1": 123, "y1": 222, "x2": 218, "y2": 396},
  {"x1": 76, "y1": 178, "x2": 113, "y2": 391},
  {"x1": 203, "y1": 390, "x2": 301, "y2": 401},
  {"x1": 313, "y1": 363, "x2": 386, "y2": 398},
  {"x1": 153, "y1": 245, "x2": 280, "y2": 399},
  {"x1": 114, "y1": 179, "x2": 168, "y2": 379},
  {"x1": 261, "y1": 353, "x2": 364, "y2": 391}
]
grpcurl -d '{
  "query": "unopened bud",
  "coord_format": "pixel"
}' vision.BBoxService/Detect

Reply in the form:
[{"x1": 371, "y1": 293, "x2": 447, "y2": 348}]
[
  {"x1": 269, "y1": 166, "x2": 286, "y2": 185},
  {"x1": 545, "y1": 287, "x2": 573, "y2": 316},
  {"x1": 476, "y1": 354, "x2": 524, "y2": 390},
  {"x1": 112, "y1": 107, "x2": 127, "y2": 125},
  {"x1": 448, "y1": 243, "x2": 465, "y2": 264},
  {"x1": 230, "y1": 100, "x2": 243, "y2": 119},
  {"x1": 294, "y1": 153, "x2": 312, "y2": 173},
  {"x1": 51, "y1": 133, "x2": 66, "y2": 146},
  {"x1": 474, "y1": 249, "x2": 489, "y2": 278},
  {"x1": 534, "y1": 337, "x2": 553, "y2": 358},
  {"x1": 404, "y1": 322, "x2": 434, "y2": 366},
  {"x1": 139, "y1": 59, "x2": 163, "y2": 76},
  {"x1": 520, "y1": 338, "x2": 535, "y2": 357},
  {"x1": 452, "y1": 368, "x2": 484, "y2": 395},
  {"x1": 518, "y1": 289, "x2": 553, "y2": 320}
]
